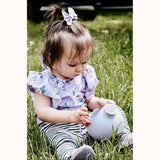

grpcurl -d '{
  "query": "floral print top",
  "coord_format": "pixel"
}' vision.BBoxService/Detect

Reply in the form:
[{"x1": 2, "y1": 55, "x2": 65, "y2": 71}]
[{"x1": 27, "y1": 63, "x2": 99, "y2": 113}]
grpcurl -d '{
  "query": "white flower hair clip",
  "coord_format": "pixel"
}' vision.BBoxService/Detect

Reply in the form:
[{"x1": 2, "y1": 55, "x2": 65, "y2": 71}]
[{"x1": 62, "y1": 7, "x2": 78, "y2": 26}]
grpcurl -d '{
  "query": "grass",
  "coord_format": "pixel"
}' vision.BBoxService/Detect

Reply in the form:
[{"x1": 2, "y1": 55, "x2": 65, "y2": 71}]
[{"x1": 27, "y1": 12, "x2": 133, "y2": 160}]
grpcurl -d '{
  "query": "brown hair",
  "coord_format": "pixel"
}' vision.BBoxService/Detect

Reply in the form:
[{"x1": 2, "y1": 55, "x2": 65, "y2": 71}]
[{"x1": 42, "y1": 4, "x2": 93, "y2": 70}]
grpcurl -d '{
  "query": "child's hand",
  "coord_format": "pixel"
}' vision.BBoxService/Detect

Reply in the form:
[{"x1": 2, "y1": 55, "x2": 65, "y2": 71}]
[
  {"x1": 106, "y1": 99, "x2": 116, "y2": 105},
  {"x1": 86, "y1": 95, "x2": 117, "y2": 111},
  {"x1": 72, "y1": 106, "x2": 91, "y2": 127},
  {"x1": 97, "y1": 98, "x2": 116, "y2": 108}
]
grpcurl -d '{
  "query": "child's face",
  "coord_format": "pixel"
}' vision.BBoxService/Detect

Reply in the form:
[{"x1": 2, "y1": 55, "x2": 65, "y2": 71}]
[{"x1": 52, "y1": 51, "x2": 90, "y2": 81}]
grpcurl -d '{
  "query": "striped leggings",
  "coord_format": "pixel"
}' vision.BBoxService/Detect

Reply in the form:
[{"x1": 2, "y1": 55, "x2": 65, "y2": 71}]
[
  {"x1": 38, "y1": 122, "x2": 86, "y2": 160},
  {"x1": 37, "y1": 105, "x2": 131, "y2": 160}
]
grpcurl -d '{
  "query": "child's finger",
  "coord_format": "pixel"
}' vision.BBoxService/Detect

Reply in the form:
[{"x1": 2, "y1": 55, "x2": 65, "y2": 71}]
[
  {"x1": 81, "y1": 116, "x2": 91, "y2": 126},
  {"x1": 107, "y1": 100, "x2": 116, "y2": 105},
  {"x1": 79, "y1": 110, "x2": 89, "y2": 117},
  {"x1": 83, "y1": 116, "x2": 91, "y2": 124},
  {"x1": 100, "y1": 98, "x2": 108, "y2": 106},
  {"x1": 80, "y1": 106, "x2": 88, "y2": 112}
]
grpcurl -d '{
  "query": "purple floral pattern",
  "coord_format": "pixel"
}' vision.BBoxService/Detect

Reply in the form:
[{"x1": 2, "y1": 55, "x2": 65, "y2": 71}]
[{"x1": 27, "y1": 65, "x2": 99, "y2": 111}]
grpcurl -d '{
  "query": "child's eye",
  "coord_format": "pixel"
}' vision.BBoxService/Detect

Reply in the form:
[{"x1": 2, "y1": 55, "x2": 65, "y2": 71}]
[
  {"x1": 69, "y1": 64, "x2": 76, "y2": 67},
  {"x1": 82, "y1": 62, "x2": 87, "y2": 65}
]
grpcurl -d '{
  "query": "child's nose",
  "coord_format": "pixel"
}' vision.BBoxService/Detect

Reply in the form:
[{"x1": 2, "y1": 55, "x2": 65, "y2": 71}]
[{"x1": 75, "y1": 65, "x2": 83, "y2": 73}]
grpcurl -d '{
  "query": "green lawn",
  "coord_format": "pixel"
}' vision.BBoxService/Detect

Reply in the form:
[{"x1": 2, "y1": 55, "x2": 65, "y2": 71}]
[{"x1": 27, "y1": 12, "x2": 133, "y2": 160}]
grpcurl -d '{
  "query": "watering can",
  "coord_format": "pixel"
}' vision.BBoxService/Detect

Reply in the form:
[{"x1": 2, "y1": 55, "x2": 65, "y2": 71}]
[{"x1": 87, "y1": 104, "x2": 124, "y2": 140}]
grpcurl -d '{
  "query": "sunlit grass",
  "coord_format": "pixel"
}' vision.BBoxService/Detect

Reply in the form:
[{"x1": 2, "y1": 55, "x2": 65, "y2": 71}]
[{"x1": 27, "y1": 12, "x2": 133, "y2": 160}]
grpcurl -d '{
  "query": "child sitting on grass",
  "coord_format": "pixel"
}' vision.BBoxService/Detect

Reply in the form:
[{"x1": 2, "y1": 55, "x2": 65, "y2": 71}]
[{"x1": 27, "y1": 4, "x2": 132, "y2": 160}]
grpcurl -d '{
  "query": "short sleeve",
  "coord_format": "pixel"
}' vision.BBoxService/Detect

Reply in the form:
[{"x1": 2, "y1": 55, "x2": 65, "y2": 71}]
[
  {"x1": 28, "y1": 71, "x2": 50, "y2": 95},
  {"x1": 83, "y1": 65, "x2": 99, "y2": 99},
  {"x1": 27, "y1": 71, "x2": 61, "y2": 107}
]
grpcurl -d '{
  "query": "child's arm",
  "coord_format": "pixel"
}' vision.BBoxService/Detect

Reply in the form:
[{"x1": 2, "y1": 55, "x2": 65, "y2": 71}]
[
  {"x1": 86, "y1": 95, "x2": 115, "y2": 111},
  {"x1": 34, "y1": 91, "x2": 91, "y2": 126}
]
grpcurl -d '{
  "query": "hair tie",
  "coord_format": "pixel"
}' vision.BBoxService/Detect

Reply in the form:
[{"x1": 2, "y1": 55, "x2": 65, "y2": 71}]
[{"x1": 62, "y1": 7, "x2": 78, "y2": 25}]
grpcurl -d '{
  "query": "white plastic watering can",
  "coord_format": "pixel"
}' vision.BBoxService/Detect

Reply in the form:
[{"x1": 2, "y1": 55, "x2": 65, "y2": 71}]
[{"x1": 87, "y1": 104, "x2": 124, "y2": 140}]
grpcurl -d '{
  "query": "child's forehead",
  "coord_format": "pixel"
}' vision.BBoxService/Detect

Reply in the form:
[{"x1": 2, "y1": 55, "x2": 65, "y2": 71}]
[{"x1": 63, "y1": 51, "x2": 90, "y2": 63}]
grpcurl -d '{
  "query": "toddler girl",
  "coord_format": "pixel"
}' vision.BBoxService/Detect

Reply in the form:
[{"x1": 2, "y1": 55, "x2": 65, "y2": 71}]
[{"x1": 27, "y1": 5, "x2": 132, "y2": 160}]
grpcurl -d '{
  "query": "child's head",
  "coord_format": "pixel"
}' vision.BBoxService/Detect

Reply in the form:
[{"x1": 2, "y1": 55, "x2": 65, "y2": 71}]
[{"x1": 42, "y1": 5, "x2": 93, "y2": 80}]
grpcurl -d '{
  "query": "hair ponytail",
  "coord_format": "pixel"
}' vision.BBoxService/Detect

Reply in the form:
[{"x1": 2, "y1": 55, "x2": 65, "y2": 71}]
[{"x1": 45, "y1": 4, "x2": 64, "y2": 36}]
